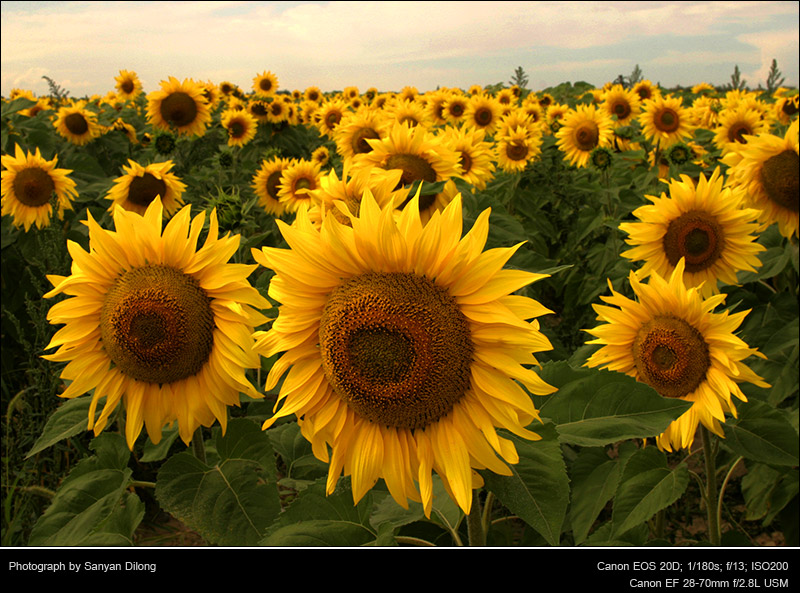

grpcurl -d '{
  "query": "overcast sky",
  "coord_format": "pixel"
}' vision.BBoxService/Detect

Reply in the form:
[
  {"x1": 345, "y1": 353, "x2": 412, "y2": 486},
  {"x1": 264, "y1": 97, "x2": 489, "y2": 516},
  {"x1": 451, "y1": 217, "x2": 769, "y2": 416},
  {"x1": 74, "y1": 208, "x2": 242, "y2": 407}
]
[{"x1": 2, "y1": 1, "x2": 798, "y2": 98}]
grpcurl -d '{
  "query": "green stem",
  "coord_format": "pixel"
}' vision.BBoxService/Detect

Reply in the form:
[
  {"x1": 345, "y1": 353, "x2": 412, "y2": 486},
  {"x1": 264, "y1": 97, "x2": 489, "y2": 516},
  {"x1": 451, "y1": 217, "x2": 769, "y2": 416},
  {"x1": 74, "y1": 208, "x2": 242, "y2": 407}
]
[
  {"x1": 467, "y1": 490, "x2": 486, "y2": 547},
  {"x1": 717, "y1": 456, "x2": 743, "y2": 536},
  {"x1": 394, "y1": 536, "x2": 436, "y2": 547},
  {"x1": 701, "y1": 426, "x2": 721, "y2": 546}
]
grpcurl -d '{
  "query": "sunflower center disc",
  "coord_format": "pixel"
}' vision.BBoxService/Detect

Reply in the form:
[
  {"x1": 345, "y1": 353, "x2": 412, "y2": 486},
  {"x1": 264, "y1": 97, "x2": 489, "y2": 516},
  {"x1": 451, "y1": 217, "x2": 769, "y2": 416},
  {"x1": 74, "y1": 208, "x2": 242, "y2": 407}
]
[
  {"x1": 728, "y1": 123, "x2": 752, "y2": 144},
  {"x1": 474, "y1": 107, "x2": 493, "y2": 126},
  {"x1": 160, "y1": 92, "x2": 198, "y2": 128},
  {"x1": 127, "y1": 173, "x2": 167, "y2": 207},
  {"x1": 656, "y1": 108, "x2": 680, "y2": 133},
  {"x1": 575, "y1": 122, "x2": 599, "y2": 151},
  {"x1": 613, "y1": 101, "x2": 631, "y2": 120},
  {"x1": 319, "y1": 272, "x2": 474, "y2": 429},
  {"x1": 663, "y1": 210, "x2": 725, "y2": 272},
  {"x1": 506, "y1": 141, "x2": 529, "y2": 162},
  {"x1": 449, "y1": 103, "x2": 465, "y2": 117},
  {"x1": 460, "y1": 152, "x2": 473, "y2": 175},
  {"x1": 633, "y1": 315, "x2": 710, "y2": 399},
  {"x1": 230, "y1": 121, "x2": 245, "y2": 138},
  {"x1": 325, "y1": 110, "x2": 342, "y2": 129},
  {"x1": 101, "y1": 265, "x2": 214, "y2": 385},
  {"x1": 259, "y1": 78, "x2": 273, "y2": 92},
  {"x1": 760, "y1": 150, "x2": 800, "y2": 213},
  {"x1": 353, "y1": 128, "x2": 380, "y2": 154},
  {"x1": 64, "y1": 113, "x2": 89, "y2": 135},
  {"x1": 266, "y1": 170, "x2": 283, "y2": 201},
  {"x1": 385, "y1": 153, "x2": 438, "y2": 187},
  {"x1": 12, "y1": 167, "x2": 55, "y2": 207},
  {"x1": 251, "y1": 102, "x2": 267, "y2": 116},
  {"x1": 121, "y1": 80, "x2": 134, "y2": 94}
]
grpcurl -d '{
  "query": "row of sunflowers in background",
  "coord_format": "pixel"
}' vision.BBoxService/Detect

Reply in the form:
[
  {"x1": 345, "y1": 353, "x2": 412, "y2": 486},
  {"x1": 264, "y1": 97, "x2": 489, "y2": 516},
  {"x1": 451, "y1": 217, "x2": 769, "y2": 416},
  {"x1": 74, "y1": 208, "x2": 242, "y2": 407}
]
[{"x1": 1, "y1": 66, "x2": 797, "y2": 547}]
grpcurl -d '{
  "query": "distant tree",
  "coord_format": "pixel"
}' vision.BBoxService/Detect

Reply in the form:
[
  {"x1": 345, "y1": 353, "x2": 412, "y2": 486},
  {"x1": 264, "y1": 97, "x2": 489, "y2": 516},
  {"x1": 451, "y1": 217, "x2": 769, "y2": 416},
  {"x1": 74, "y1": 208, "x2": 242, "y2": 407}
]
[
  {"x1": 628, "y1": 64, "x2": 643, "y2": 86},
  {"x1": 509, "y1": 66, "x2": 529, "y2": 89},
  {"x1": 42, "y1": 75, "x2": 70, "y2": 105},
  {"x1": 765, "y1": 59, "x2": 785, "y2": 93},
  {"x1": 727, "y1": 65, "x2": 748, "y2": 91}
]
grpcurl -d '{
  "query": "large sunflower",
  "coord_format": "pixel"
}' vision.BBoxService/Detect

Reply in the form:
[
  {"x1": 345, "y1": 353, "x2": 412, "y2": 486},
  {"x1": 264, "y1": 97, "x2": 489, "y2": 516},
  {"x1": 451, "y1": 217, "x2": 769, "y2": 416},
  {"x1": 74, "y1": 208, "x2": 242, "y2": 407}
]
[
  {"x1": 601, "y1": 84, "x2": 641, "y2": 127},
  {"x1": 639, "y1": 95, "x2": 695, "y2": 149},
  {"x1": 146, "y1": 77, "x2": 212, "y2": 137},
  {"x1": 555, "y1": 104, "x2": 614, "y2": 168},
  {"x1": 495, "y1": 125, "x2": 543, "y2": 173},
  {"x1": 53, "y1": 103, "x2": 103, "y2": 146},
  {"x1": 463, "y1": 94, "x2": 504, "y2": 135},
  {"x1": 585, "y1": 259, "x2": 768, "y2": 451},
  {"x1": 619, "y1": 168, "x2": 765, "y2": 298},
  {"x1": 1, "y1": 144, "x2": 78, "y2": 231},
  {"x1": 105, "y1": 160, "x2": 186, "y2": 217},
  {"x1": 712, "y1": 105, "x2": 769, "y2": 155},
  {"x1": 253, "y1": 70, "x2": 279, "y2": 97},
  {"x1": 251, "y1": 191, "x2": 555, "y2": 514},
  {"x1": 43, "y1": 198, "x2": 270, "y2": 447},
  {"x1": 277, "y1": 159, "x2": 322, "y2": 213},
  {"x1": 333, "y1": 108, "x2": 387, "y2": 163},
  {"x1": 722, "y1": 120, "x2": 799, "y2": 239},
  {"x1": 437, "y1": 126, "x2": 496, "y2": 190}
]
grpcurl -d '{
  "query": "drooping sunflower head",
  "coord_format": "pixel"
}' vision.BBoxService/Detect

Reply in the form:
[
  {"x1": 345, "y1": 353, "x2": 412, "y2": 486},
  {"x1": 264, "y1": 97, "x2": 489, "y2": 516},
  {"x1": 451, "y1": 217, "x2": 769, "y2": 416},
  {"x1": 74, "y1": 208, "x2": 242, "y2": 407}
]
[
  {"x1": 774, "y1": 95, "x2": 799, "y2": 125},
  {"x1": 722, "y1": 120, "x2": 799, "y2": 239},
  {"x1": 619, "y1": 167, "x2": 766, "y2": 298},
  {"x1": 333, "y1": 108, "x2": 387, "y2": 162},
  {"x1": 115, "y1": 69, "x2": 143, "y2": 101},
  {"x1": 221, "y1": 108, "x2": 258, "y2": 147},
  {"x1": 1, "y1": 144, "x2": 78, "y2": 231},
  {"x1": 436, "y1": 125, "x2": 496, "y2": 191},
  {"x1": 105, "y1": 159, "x2": 187, "y2": 217},
  {"x1": 251, "y1": 190, "x2": 555, "y2": 514},
  {"x1": 43, "y1": 198, "x2": 270, "y2": 447},
  {"x1": 585, "y1": 258, "x2": 769, "y2": 451},
  {"x1": 639, "y1": 95, "x2": 696, "y2": 149},
  {"x1": 146, "y1": 77, "x2": 212, "y2": 137},
  {"x1": 317, "y1": 99, "x2": 350, "y2": 137},
  {"x1": 555, "y1": 104, "x2": 615, "y2": 168},
  {"x1": 53, "y1": 103, "x2": 103, "y2": 146}
]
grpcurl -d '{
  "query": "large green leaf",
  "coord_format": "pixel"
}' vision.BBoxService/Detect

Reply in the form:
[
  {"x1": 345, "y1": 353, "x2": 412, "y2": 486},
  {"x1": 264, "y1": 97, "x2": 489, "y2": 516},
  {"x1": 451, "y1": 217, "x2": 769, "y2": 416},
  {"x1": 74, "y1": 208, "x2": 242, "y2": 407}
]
[
  {"x1": 28, "y1": 434, "x2": 143, "y2": 546},
  {"x1": 535, "y1": 361, "x2": 692, "y2": 446},
  {"x1": 480, "y1": 423, "x2": 568, "y2": 546},
  {"x1": 722, "y1": 399, "x2": 799, "y2": 466},
  {"x1": 266, "y1": 420, "x2": 329, "y2": 481},
  {"x1": 155, "y1": 420, "x2": 281, "y2": 546},
  {"x1": 610, "y1": 446, "x2": 689, "y2": 538}
]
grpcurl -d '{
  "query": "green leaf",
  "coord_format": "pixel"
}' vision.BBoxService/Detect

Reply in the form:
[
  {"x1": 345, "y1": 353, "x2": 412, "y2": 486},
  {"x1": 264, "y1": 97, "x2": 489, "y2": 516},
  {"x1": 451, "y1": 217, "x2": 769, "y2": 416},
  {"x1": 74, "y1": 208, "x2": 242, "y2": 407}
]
[
  {"x1": 261, "y1": 480, "x2": 379, "y2": 546},
  {"x1": 610, "y1": 447, "x2": 689, "y2": 537},
  {"x1": 28, "y1": 434, "x2": 143, "y2": 546},
  {"x1": 214, "y1": 418, "x2": 278, "y2": 481},
  {"x1": 722, "y1": 399, "x2": 799, "y2": 466},
  {"x1": 267, "y1": 420, "x2": 328, "y2": 481},
  {"x1": 536, "y1": 361, "x2": 692, "y2": 446},
  {"x1": 568, "y1": 447, "x2": 623, "y2": 544},
  {"x1": 480, "y1": 423, "x2": 568, "y2": 546},
  {"x1": 26, "y1": 396, "x2": 95, "y2": 458},
  {"x1": 155, "y1": 450, "x2": 281, "y2": 546}
]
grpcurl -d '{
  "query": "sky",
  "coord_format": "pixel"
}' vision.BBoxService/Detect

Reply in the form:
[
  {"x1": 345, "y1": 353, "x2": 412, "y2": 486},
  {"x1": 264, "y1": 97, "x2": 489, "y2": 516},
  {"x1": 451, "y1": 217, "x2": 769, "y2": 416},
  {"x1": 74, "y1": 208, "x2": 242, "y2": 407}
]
[{"x1": 1, "y1": 0, "x2": 798, "y2": 98}]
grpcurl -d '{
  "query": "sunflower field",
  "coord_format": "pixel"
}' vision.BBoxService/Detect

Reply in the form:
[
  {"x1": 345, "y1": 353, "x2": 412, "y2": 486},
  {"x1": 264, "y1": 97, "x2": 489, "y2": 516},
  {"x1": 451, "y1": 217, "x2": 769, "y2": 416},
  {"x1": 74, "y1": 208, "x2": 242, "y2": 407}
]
[{"x1": 1, "y1": 68, "x2": 798, "y2": 550}]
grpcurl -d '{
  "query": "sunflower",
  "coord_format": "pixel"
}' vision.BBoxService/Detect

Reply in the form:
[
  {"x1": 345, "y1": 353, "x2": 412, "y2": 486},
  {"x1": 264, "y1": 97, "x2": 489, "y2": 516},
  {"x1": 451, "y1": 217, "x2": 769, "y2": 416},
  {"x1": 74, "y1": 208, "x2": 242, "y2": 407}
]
[
  {"x1": 105, "y1": 160, "x2": 186, "y2": 217},
  {"x1": 146, "y1": 77, "x2": 212, "y2": 137},
  {"x1": 248, "y1": 100, "x2": 271, "y2": 124},
  {"x1": 463, "y1": 94, "x2": 504, "y2": 135},
  {"x1": 304, "y1": 86, "x2": 323, "y2": 103},
  {"x1": 619, "y1": 168, "x2": 765, "y2": 298},
  {"x1": 278, "y1": 159, "x2": 322, "y2": 213},
  {"x1": 424, "y1": 90, "x2": 452, "y2": 127},
  {"x1": 251, "y1": 191, "x2": 555, "y2": 514},
  {"x1": 388, "y1": 99, "x2": 431, "y2": 129},
  {"x1": 115, "y1": 69, "x2": 143, "y2": 101},
  {"x1": 334, "y1": 109, "x2": 387, "y2": 162},
  {"x1": 495, "y1": 125, "x2": 543, "y2": 173},
  {"x1": 442, "y1": 94, "x2": 470, "y2": 126},
  {"x1": 351, "y1": 122, "x2": 462, "y2": 223},
  {"x1": 555, "y1": 104, "x2": 614, "y2": 168},
  {"x1": 42, "y1": 198, "x2": 270, "y2": 447},
  {"x1": 265, "y1": 97, "x2": 291, "y2": 125},
  {"x1": 585, "y1": 259, "x2": 768, "y2": 451},
  {"x1": 639, "y1": 95, "x2": 695, "y2": 149},
  {"x1": 722, "y1": 120, "x2": 799, "y2": 239},
  {"x1": 252, "y1": 157, "x2": 295, "y2": 216},
  {"x1": 437, "y1": 126, "x2": 496, "y2": 190},
  {"x1": 712, "y1": 105, "x2": 769, "y2": 155},
  {"x1": 253, "y1": 70, "x2": 279, "y2": 97},
  {"x1": 774, "y1": 95, "x2": 799, "y2": 126},
  {"x1": 53, "y1": 103, "x2": 103, "y2": 146},
  {"x1": 317, "y1": 99, "x2": 349, "y2": 137},
  {"x1": 601, "y1": 84, "x2": 641, "y2": 127},
  {"x1": 632, "y1": 80, "x2": 660, "y2": 103},
  {"x1": 1, "y1": 144, "x2": 77, "y2": 231},
  {"x1": 221, "y1": 109, "x2": 258, "y2": 147}
]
